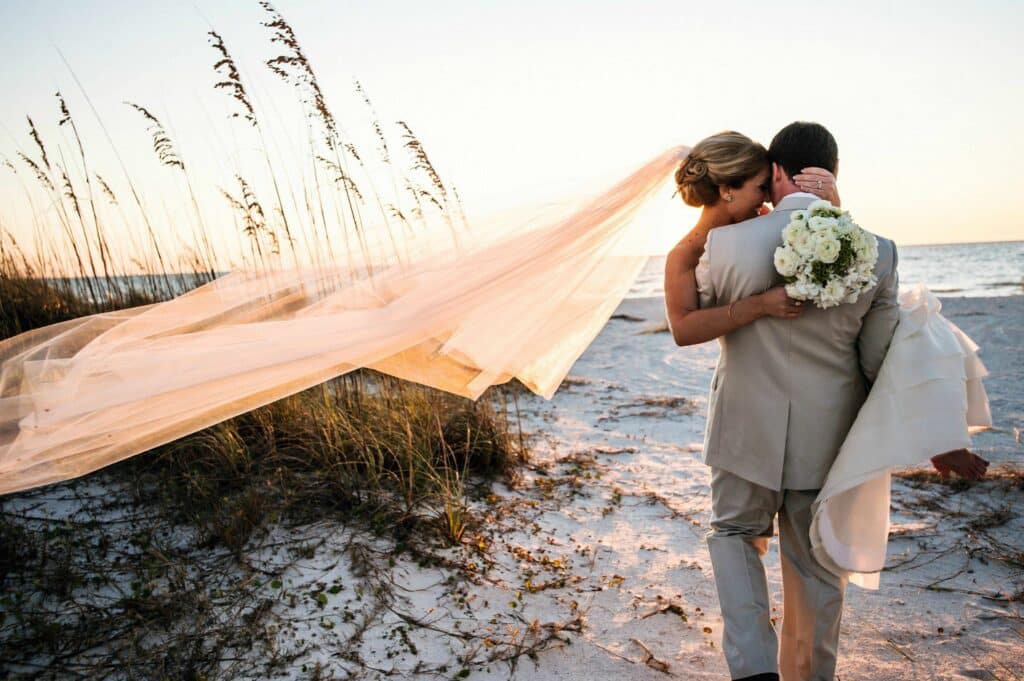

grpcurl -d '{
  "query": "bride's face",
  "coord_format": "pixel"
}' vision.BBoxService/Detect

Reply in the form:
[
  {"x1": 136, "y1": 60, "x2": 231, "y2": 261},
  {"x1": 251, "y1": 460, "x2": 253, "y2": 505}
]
[{"x1": 725, "y1": 166, "x2": 771, "y2": 222}]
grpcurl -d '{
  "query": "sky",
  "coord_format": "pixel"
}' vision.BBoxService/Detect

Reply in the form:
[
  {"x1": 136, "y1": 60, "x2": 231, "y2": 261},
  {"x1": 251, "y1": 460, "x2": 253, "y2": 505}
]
[{"x1": 0, "y1": 0, "x2": 1021, "y2": 270}]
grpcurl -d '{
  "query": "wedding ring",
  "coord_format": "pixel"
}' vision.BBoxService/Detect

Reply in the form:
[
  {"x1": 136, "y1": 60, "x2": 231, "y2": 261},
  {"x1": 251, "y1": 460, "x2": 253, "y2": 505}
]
[{"x1": 817, "y1": 179, "x2": 823, "y2": 190}]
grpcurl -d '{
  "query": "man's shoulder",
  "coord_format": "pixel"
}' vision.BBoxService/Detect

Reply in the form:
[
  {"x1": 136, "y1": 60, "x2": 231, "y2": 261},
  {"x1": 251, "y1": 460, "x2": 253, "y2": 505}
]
[
  {"x1": 865, "y1": 231, "x2": 897, "y2": 270},
  {"x1": 706, "y1": 211, "x2": 789, "y2": 251}
]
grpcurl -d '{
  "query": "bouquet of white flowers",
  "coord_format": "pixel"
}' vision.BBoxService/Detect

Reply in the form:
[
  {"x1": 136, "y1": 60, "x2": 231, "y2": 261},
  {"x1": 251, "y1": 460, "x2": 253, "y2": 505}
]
[{"x1": 773, "y1": 200, "x2": 879, "y2": 309}]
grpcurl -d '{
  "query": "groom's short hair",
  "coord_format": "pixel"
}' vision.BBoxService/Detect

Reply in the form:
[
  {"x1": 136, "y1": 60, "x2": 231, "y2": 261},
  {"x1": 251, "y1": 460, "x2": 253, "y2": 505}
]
[{"x1": 769, "y1": 122, "x2": 838, "y2": 179}]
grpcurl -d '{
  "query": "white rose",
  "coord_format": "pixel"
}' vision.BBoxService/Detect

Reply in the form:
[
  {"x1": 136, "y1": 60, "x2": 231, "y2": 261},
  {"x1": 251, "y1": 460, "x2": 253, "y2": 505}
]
[
  {"x1": 814, "y1": 234, "x2": 842, "y2": 263},
  {"x1": 803, "y1": 280, "x2": 822, "y2": 298},
  {"x1": 825, "y1": 279, "x2": 846, "y2": 297},
  {"x1": 809, "y1": 216, "x2": 838, "y2": 232},
  {"x1": 786, "y1": 281, "x2": 820, "y2": 300},
  {"x1": 782, "y1": 221, "x2": 803, "y2": 245},
  {"x1": 807, "y1": 199, "x2": 834, "y2": 214},
  {"x1": 838, "y1": 214, "x2": 853, "y2": 229},
  {"x1": 849, "y1": 228, "x2": 865, "y2": 250},
  {"x1": 862, "y1": 237, "x2": 879, "y2": 263},
  {"x1": 792, "y1": 229, "x2": 816, "y2": 257},
  {"x1": 774, "y1": 246, "x2": 800, "y2": 277}
]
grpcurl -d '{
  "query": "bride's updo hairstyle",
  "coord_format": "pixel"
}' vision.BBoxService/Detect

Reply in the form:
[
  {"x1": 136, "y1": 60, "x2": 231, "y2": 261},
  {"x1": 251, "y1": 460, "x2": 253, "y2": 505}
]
[{"x1": 675, "y1": 131, "x2": 768, "y2": 207}]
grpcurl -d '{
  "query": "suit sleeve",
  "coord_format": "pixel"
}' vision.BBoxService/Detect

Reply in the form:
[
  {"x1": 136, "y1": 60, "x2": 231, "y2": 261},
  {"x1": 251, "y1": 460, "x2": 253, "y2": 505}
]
[
  {"x1": 857, "y1": 241, "x2": 899, "y2": 386},
  {"x1": 696, "y1": 230, "x2": 717, "y2": 308}
]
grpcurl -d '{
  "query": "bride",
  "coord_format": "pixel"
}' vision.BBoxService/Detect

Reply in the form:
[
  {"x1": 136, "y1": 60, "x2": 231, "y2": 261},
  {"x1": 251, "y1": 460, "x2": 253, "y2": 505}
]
[
  {"x1": 662, "y1": 129, "x2": 988, "y2": 479},
  {"x1": 0, "y1": 118, "x2": 994, "y2": 681},
  {"x1": 661, "y1": 128, "x2": 990, "y2": 680},
  {"x1": 0, "y1": 128, "x2": 990, "y2": 523}
]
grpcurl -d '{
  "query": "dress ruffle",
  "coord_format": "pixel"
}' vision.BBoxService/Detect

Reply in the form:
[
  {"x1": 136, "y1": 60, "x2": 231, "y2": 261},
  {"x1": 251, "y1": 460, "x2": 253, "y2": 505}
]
[{"x1": 809, "y1": 285, "x2": 992, "y2": 589}]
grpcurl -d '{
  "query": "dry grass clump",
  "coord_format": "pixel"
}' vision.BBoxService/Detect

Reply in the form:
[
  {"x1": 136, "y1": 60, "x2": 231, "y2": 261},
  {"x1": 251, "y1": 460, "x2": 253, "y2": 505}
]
[
  {"x1": 0, "y1": 273, "x2": 93, "y2": 338},
  {"x1": 129, "y1": 373, "x2": 525, "y2": 554},
  {"x1": 0, "y1": 248, "x2": 204, "y2": 338},
  {"x1": 0, "y1": 372, "x2": 528, "y2": 679}
]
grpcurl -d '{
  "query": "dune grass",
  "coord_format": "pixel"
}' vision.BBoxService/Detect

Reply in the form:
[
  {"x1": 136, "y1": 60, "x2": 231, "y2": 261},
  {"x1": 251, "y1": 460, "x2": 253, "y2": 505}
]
[{"x1": 0, "y1": 3, "x2": 535, "y2": 677}]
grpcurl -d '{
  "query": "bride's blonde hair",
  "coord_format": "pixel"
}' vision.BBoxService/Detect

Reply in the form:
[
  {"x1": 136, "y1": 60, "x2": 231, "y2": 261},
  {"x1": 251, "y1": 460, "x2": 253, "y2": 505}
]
[{"x1": 675, "y1": 131, "x2": 768, "y2": 207}]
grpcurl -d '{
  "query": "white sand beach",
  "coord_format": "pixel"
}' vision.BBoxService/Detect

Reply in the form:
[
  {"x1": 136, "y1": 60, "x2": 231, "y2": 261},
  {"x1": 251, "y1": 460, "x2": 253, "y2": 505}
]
[
  {"x1": 470, "y1": 293, "x2": 1023, "y2": 680},
  {"x1": 2, "y1": 294, "x2": 1021, "y2": 680}
]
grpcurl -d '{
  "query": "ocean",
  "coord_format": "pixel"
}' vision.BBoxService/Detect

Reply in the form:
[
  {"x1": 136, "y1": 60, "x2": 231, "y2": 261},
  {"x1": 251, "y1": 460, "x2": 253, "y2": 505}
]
[
  {"x1": 628, "y1": 240, "x2": 1024, "y2": 299},
  {"x1": 45, "y1": 240, "x2": 1023, "y2": 304}
]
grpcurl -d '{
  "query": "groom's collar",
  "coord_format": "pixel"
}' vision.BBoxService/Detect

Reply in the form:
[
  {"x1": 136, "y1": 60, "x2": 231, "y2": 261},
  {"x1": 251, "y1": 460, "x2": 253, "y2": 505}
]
[{"x1": 773, "y1": 192, "x2": 817, "y2": 212}]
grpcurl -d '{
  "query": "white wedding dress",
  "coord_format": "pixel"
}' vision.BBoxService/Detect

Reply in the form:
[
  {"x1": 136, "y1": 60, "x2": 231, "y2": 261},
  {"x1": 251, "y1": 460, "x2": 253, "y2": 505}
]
[
  {"x1": 695, "y1": 243, "x2": 992, "y2": 588},
  {"x1": 809, "y1": 284, "x2": 991, "y2": 588}
]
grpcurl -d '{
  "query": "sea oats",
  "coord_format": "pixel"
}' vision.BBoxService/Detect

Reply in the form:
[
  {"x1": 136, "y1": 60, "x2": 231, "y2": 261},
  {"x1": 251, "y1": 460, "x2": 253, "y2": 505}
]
[
  {"x1": 95, "y1": 173, "x2": 118, "y2": 205},
  {"x1": 260, "y1": 1, "x2": 336, "y2": 140},
  {"x1": 57, "y1": 91, "x2": 115, "y2": 285},
  {"x1": 18, "y1": 152, "x2": 54, "y2": 191},
  {"x1": 221, "y1": 175, "x2": 279, "y2": 258},
  {"x1": 208, "y1": 30, "x2": 256, "y2": 126},
  {"x1": 397, "y1": 120, "x2": 449, "y2": 204},
  {"x1": 26, "y1": 116, "x2": 51, "y2": 171},
  {"x1": 316, "y1": 154, "x2": 365, "y2": 203},
  {"x1": 125, "y1": 102, "x2": 185, "y2": 171}
]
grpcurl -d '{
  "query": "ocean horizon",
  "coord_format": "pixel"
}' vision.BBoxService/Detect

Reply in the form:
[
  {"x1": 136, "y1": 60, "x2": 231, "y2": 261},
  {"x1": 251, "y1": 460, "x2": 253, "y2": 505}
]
[
  {"x1": 37, "y1": 239, "x2": 1023, "y2": 304},
  {"x1": 630, "y1": 239, "x2": 1024, "y2": 299}
]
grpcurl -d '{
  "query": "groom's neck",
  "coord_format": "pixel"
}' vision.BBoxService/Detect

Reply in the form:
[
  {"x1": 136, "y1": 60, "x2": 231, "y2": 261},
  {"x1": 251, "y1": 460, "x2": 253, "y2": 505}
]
[
  {"x1": 772, "y1": 184, "x2": 801, "y2": 206},
  {"x1": 770, "y1": 168, "x2": 801, "y2": 205}
]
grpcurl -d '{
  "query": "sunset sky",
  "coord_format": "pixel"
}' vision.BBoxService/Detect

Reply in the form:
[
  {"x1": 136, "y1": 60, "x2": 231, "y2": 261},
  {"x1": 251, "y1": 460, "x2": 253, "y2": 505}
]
[{"x1": 1, "y1": 0, "x2": 1021, "y2": 265}]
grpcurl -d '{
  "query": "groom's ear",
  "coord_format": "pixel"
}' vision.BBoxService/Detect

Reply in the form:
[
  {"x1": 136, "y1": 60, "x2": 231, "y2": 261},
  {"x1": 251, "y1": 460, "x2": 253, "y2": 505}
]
[{"x1": 771, "y1": 162, "x2": 785, "y2": 184}]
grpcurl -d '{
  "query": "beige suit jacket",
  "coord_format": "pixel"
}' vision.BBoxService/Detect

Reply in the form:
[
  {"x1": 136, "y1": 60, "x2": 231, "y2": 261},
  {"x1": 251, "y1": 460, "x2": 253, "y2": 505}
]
[{"x1": 698, "y1": 194, "x2": 899, "y2": 491}]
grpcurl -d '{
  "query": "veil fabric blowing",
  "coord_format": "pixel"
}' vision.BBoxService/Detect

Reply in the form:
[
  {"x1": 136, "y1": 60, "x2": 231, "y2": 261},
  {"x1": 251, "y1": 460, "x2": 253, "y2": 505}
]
[{"x1": 0, "y1": 146, "x2": 691, "y2": 496}]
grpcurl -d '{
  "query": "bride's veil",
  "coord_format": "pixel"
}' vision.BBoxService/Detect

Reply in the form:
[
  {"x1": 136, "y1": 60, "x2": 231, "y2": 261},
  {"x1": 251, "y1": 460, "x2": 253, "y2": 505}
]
[{"x1": 0, "y1": 145, "x2": 690, "y2": 495}]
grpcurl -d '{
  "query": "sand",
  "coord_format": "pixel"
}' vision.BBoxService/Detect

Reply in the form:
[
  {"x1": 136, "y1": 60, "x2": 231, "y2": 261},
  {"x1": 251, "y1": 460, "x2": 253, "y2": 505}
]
[
  {"x1": 469, "y1": 294, "x2": 1022, "y2": 680},
  {"x1": 3, "y1": 294, "x2": 1020, "y2": 679}
]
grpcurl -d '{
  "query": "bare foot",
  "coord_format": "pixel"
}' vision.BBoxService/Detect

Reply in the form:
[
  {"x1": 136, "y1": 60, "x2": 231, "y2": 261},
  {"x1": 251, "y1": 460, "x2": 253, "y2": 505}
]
[{"x1": 930, "y1": 448, "x2": 989, "y2": 480}]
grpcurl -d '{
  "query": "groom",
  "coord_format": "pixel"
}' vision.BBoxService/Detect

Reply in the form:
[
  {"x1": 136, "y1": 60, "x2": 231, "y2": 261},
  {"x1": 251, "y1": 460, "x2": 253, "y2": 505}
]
[{"x1": 697, "y1": 122, "x2": 899, "y2": 681}]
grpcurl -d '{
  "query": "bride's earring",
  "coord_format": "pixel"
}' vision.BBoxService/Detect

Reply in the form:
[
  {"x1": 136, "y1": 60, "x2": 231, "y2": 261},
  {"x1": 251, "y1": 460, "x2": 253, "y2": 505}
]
[{"x1": 725, "y1": 194, "x2": 734, "y2": 203}]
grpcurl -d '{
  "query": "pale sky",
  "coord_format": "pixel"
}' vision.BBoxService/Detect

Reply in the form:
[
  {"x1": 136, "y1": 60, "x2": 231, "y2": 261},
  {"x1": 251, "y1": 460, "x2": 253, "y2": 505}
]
[{"x1": 1, "y1": 0, "x2": 1021, "y2": 269}]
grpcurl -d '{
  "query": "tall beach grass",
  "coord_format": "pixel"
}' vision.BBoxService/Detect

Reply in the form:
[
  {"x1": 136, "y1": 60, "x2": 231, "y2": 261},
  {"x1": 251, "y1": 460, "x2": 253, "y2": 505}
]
[{"x1": 0, "y1": 3, "x2": 534, "y2": 676}]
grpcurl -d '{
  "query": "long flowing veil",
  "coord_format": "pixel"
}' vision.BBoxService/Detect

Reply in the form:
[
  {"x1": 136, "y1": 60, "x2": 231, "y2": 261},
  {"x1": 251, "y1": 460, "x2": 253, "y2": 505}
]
[{"x1": 0, "y1": 145, "x2": 690, "y2": 495}]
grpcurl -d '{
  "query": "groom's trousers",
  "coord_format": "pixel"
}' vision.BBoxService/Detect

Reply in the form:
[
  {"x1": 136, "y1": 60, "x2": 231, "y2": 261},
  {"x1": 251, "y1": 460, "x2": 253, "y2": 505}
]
[{"x1": 707, "y1": 467, "x2": 847, "y2": 681}]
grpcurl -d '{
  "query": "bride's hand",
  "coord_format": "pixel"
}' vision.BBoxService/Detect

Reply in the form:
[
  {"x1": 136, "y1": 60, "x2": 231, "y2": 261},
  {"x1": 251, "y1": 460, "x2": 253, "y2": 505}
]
[
  {"x1": 793, "y1": 167, "x2": 840, "y2": 206},
  {"x1": 930, "y1": 448, "x2": 989, "y2": 480},
  {"x1": 757, "y1": 286, "x2": 804, "y2": 319}
]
